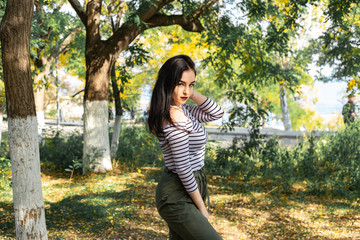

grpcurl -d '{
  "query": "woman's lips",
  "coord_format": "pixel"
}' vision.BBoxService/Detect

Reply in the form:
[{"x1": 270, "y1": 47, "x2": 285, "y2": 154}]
[{"x1": 181, "y1": 97, "x2": 188, "y2": 100}]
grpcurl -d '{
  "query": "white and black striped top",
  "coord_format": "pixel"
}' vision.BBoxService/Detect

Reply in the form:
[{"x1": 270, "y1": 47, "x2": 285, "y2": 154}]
[{"x1": 158, "y1": 98, "x2": 224, "y2": 194}]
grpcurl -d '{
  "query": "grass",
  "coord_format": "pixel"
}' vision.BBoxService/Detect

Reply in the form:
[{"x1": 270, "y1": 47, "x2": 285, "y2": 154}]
[{"x1": 1, "y1": 166, "x2": 360, "y2": 240}]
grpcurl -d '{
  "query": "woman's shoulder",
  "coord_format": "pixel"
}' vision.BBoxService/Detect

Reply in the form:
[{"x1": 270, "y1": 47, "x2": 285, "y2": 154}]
[
  {"x1": 161, "y1": 106, "x2": 191, "y2": 132},
  {"x1": 167, "y1": 105, "x2": 187, "y2": 122}
]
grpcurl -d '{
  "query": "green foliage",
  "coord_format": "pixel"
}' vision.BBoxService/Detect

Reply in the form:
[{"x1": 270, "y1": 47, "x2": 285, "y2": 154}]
[
  {"x1": 65, "y1": 159, "x2": 83, "y2": 177},
  {"x1": 39, "y1": 129, "x2": 83, "y2": 172},
  {"x1": 206, "y1": 121, "x2": 360, "y2": 197},
  {"x1": 116, "y1": 125, "x2": 162, "y2": 169},
  {"x1": 311, "y1": 1, "x2": 360, "y2": 93},
  {"x1": 202, "y1": 1, "x2": 314, "y2": 132},
  {"x1": 205, "y1": 137, "x2": 297, "y2": 193},
  {"x1": 110, "y1": 42, "x2": 151, "y2": 114},
  {"x1": 312, "y1": 121, "x2": 360, "y2": 195},
  {"x1": 0, "y1": 132, "x2": 11, "y2": 191},
  {"x1": 36, "y1": 125, "x2": 162, "y2": 174},
  {"x1": 31, "y1": 0, "x2": 85, "y2": 85},
  {"x1": 19, "y1": 120, "x2": 360, "y2": 198}
]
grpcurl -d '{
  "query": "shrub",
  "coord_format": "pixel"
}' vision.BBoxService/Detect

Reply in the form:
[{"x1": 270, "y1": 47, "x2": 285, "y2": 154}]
[
  {"x1": 207, "y1": 121, "x2": 360, "y2": 197},
  {"x1": 39, "y1": 129, "x2": 83, "y2": 173},
  {"x1": 205, "y1": 136, "x2": 298, "y2": 192},
  {"x1": 115, "y1": 125, "x2": 163, "y2": 169},
  {"x1": 307, "y1": 122, "x2": 360, "y2": 195},
  {"x1": 0, "y1": 146, "x2": 11, "y2": 191},
  {"x1": 0, "y1": 132, "x2": 11, "y2": 190}
]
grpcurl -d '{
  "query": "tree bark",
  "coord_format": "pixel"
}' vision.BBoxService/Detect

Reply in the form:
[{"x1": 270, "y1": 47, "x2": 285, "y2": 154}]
[
  {"x1": 280, "y1": 85, "x2": 292, "y2": 131},
  {"x1": 0, "y1": 0, "x2": 48, "y2": 239}
]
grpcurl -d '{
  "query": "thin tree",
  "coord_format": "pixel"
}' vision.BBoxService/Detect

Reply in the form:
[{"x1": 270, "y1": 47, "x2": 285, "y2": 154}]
[
  {"x1": 0, "y1": 0, "x2": 48, "y2": 239},
  {"x1": 32, "y1": 0, "x2": 82, "y2": 133}
]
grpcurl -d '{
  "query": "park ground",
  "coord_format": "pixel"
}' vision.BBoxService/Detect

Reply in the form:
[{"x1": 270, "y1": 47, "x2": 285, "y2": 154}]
[{"x1": 1, "y1": 166, "x2": 359, "y2": 240}]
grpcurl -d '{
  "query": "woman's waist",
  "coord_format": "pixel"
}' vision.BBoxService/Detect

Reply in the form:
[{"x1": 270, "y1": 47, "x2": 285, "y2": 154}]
[
  {"x1": 165, "y1": 160, "x2": 204, "y2": 173},
  {"x1": 165, "y1": 165, "x2": 205, "y2": 174}
]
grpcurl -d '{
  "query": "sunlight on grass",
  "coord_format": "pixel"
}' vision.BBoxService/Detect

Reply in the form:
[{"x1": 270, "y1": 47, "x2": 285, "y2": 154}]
[{"x1": 1, "y1": 167, "x2": 360, "y2": 239}]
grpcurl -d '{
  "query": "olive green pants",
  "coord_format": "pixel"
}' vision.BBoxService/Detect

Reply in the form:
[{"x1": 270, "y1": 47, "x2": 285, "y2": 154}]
[{"x1": 156, "y1": 168, "x2": 222, "y2": 240}]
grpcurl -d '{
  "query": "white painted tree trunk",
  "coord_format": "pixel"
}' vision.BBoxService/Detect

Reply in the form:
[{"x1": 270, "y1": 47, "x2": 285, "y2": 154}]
[
  {"x1": 280, "y1": 85, "x2": 292, "y2": 131},
  {"x1": 37, "y1": 110, "x2": 46, "y2": 144},
  {"x1": 83, "y1": 100, "x2": 112, "y2": 174},
  {"x1": 9, "y1": 116, "x2": 47, "y2": 239},
  {"x1": 110, "y1": 114, "x2": 122, "y2": 159},
  {"x1": 34, "y1": 77, "x2": 47, "y2": 136},
  {"x1": 37, "y1": 110, "x2": 46, "y2": 132}
]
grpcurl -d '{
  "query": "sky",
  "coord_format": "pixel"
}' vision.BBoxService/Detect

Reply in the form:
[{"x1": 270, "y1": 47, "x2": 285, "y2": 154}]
[
  {"x1": 307, "y1": 63, "x2": 353, "y2": 124},
  {"x1": 313, "y1": 81, "x2": 348, "y2": 115}
]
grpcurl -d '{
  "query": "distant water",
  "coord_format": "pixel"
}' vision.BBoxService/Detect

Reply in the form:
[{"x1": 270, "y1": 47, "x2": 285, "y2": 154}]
[{"x1": 315, "y1": 103, "x2": 342, "y2": 115}]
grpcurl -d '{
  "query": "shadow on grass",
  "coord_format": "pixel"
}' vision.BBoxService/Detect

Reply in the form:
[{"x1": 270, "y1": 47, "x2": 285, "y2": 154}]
[
  {"x1": 0, "y1": 170, "x2": 167, "y2": 240},
  {"x1": 0, "y1": 202, "x2": 15, "y2": 238},
  {"x1": 209, "y1": 176, "x2": 360, "y2": 240}
]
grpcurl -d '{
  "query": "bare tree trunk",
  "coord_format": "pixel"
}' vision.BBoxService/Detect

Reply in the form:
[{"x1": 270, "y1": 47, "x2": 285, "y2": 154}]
[
  {"x1": 0, "y1": 0, "x2": 48, "y2": 239},
  {"x1": 280, "y1": 85, "x2": 292, "y2": 131}
]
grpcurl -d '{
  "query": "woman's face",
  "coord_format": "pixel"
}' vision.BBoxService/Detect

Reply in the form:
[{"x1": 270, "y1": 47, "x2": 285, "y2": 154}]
[{"x1": 172, "y1": 69, "x2": 196, "y2": 107}]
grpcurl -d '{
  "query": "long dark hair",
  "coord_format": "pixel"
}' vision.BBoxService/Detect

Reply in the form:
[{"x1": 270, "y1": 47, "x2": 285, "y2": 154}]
[{"x1": 147, "y1": 55, "x2": 196, "y2": 137}]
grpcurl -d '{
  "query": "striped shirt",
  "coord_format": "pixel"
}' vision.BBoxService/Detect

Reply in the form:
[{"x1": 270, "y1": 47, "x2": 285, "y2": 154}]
[{"x1": 158, "y1": 98, "x2": 224, "y2": 194}]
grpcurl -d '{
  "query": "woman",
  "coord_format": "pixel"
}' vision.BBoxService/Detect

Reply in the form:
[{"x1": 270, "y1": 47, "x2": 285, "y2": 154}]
[{"x1": 147, "y1": 55, "x2": 224, "y2": 240}]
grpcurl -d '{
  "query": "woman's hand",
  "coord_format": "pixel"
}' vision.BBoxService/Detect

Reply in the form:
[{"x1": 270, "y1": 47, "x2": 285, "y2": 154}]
[
  {"x1": 189, "y1": 189, "x2": 209, "y2": 219},
  {"x1": 200, "y1": 208, "x2": 210, "y2": 219},
  {"x1": 190, "y1": 91, "x2": 207, "y2": 105}
]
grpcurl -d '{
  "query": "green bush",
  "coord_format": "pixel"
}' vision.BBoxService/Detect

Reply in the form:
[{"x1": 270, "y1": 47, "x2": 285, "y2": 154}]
[
  {"x1": 206, "y1": 122, "x2": 360, "y2": 197},
  {"x1": 305, "y1": 122, "x2": 360, "y2": 195},
  {"x1": 39, "y1": 129, "x2": 83, "y2": 173},
  {"x1": 0, "y1": 131, "x2": 11, "y2": 190},
  {"x1": 116, "y1": 125, "x2": 163, "y2": 169},
  {"x1": 205, "y1": 137, "x2": 298, "y2": 192},
  {"x1": 3, "y1": 120, "x2": 360, "y2": 198},
  {"x1": 0, "y1": 149, "x2": 11, "y2": 191}
]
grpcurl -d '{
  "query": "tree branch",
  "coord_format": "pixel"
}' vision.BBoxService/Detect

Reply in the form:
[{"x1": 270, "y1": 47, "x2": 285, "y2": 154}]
[
  {"x1": 107, "y1": 0, "x2": 125, "y2": 31},
  {"x1": 86, "y1": 0, "x2": 102, "y2": 43},
  {"x1": 138, "y1": 0, "x2": 175, "y2": 22},
  {"x1": 107, "y1": 1, "x2": 215, "y2": 62},
  {"x1": 192, "y1": 0, "x2": 218, "y2": 19},
  {"x1": 68, "y1": 0, "x2": 87, "y2": 25},
  {"x1": 115, "y1": 0, "x2": 125, "y2": 30},
  {"x1": 145, "y1": 14, "x2": 204, "y2": 32},
  {"x1": 48, "y1": 26, "x2": 82, "y2": 63},
  {"x1": 72, "y1": 88, "x2": 85, "y2": 97}
]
